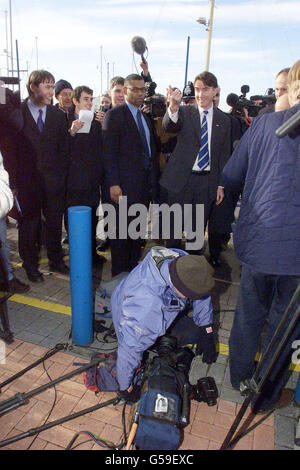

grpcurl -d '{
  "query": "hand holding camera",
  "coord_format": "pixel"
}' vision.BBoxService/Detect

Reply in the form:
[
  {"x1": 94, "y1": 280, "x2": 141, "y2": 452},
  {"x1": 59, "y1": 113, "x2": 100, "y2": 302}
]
[{"x1": 95, "y1": 107, "x2": 106, "y2": 124}]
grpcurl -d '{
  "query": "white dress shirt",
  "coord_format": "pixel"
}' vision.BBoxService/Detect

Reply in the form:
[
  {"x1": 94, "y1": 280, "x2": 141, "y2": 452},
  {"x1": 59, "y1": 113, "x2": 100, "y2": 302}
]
[
  {"x1": 27, "y1": 99, "x2": 47, "y2": 125},
  {"x1": 168, "y1": 104, "x2": 214, "y2": 171}
]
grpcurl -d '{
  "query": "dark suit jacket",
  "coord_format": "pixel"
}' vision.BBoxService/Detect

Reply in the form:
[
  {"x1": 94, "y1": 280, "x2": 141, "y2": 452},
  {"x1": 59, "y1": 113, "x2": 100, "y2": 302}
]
[
  {"x1": 16, "y1": 101, "x2": 69, "y2": 217},
  {"x1": 67, "y1": 117, "x2": 103, "y2": 207},
  {"x1": 102, "y1": 103, "x2": 159, "y2": 205},
  {"x1": 160, "y1": 105, "x2": 232, "y2": 200}
]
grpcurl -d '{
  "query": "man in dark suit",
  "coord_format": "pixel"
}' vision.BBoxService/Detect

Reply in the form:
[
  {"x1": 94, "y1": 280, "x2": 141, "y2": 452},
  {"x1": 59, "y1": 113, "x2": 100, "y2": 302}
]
[
  {"x1": 66, "y1": 85, "x2": 103, "y2": 264},
  {"x1": 15, "y1": 70, "x2": 69, "y2": 282},
  {"x1": 160, "y1": 72, "x2": 233, "y2": 267},
  {"x1": 102, "y1": 73, "x2": 159, "y2": 276}
]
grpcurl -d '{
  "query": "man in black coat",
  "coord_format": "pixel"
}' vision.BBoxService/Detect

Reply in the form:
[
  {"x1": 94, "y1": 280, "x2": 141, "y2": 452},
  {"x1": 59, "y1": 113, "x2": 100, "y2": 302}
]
[
  {"x1": 54, "y1": 79, "x2": 76, "y2": 127},
  {"x1": 66, "y1": 85, "x2": 103, "y2": 264},
  {"x1": 160, "y1": 72, "x2": 233, "y2": 267},
  {"x1": 16, "y1": 70, "x2": 69, "y2": 282},
  {"x1": 102, "y1": 73, "x2": 159, "y2": 276}
]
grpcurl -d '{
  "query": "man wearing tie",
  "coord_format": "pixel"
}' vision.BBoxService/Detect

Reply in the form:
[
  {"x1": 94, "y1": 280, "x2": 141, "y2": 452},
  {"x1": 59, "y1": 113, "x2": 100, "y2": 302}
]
[
  {"x1": 16, "y1": 70, "x2": 69, "y2": 282},
  {"x1": 102, "y1": 74, "x2": 159, "y2": 276},
  {"x1": 160, "y1": 72, "x2": 233, "y2": 267}
]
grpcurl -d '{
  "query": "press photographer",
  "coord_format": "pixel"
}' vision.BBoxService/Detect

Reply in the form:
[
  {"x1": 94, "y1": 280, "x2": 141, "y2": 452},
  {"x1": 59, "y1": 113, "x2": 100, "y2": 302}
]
[
  {"x1": 144, "y1": 81, "x2": 166, "y2": 119},
  {"x1": 227, "y1": 85, "x2": 260, "y2": 132}
]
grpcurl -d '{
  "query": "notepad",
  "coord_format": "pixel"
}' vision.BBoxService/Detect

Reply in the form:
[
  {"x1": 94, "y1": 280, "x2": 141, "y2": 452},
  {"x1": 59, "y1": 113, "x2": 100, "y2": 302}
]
[{"x1": 77, "y1": 110, "x2": 94, "y2": 133}]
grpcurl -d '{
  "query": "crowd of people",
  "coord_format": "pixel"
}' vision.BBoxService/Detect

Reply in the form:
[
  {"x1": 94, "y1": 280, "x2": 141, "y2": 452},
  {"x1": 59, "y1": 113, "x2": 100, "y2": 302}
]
[{"x1": 0, "y1": 57, "x2": 299, "y2": 412}]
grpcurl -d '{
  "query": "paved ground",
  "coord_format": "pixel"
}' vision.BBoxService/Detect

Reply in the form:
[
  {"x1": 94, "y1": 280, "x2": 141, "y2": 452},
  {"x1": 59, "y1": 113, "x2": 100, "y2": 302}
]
[{"x1": 0, "y1": 219, "x2": 299, "y2": 451}]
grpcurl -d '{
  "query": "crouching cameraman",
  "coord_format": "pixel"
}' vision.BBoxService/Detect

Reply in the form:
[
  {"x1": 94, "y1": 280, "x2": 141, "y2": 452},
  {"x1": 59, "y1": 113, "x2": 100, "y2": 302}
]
[{"x1": 111, "y1": 246, "x2": 217, "y2": 402}]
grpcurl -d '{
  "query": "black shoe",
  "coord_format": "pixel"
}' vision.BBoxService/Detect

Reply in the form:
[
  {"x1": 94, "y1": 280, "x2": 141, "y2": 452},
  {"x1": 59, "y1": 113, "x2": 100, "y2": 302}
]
[
  {"x1": 96, "y1": 239, "x2": 110, "y2": 252},
  {"x1": 7, "y1": 277, "x2": 30, "y2": 294},
  {"x1": 209, "y1": 256, "x2": 221, "y2": 268},
  {"x1": 26, "y1": 270, "x2": 44, "y2": 283},
  {"x1": 49, "y1": 262, "x2": 69, "y2": 274}
]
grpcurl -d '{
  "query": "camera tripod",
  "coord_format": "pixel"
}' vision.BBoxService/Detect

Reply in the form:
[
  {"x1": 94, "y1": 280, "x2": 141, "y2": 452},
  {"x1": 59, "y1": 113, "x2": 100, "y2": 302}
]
[
  {"x1": 220, "y1": 282, "x2": 300, "y2": 450},
  {"x1": 0, "y1": 344, "x2": 119, "y2": 448}
]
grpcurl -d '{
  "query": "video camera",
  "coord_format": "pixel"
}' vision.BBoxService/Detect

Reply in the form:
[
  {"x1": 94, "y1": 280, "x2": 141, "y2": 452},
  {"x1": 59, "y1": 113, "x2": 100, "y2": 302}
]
[
  {"x1": 144, "y1": 81, "x2": 167, "y2": 119},
  {"x1": 250, "y1": 88, "x2": 276, "y2": 108},
  {"x1": 155, "y1": 335, "x2": 218, "y2": 407},
  {"x1": 227, "y1": 85, "x2": 260, "y2": 119}
]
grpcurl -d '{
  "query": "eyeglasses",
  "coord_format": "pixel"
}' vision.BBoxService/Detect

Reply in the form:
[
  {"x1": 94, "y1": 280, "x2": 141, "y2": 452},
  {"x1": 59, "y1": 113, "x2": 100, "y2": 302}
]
[{"x1": 127, "y1": 87, "x2": 146, "y2": 93}]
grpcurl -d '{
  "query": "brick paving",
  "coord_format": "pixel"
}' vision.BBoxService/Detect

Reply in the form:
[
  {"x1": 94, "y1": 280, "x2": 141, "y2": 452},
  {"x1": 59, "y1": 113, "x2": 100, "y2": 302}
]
[
  {"x1": 0, "y1": 338, "x2": 277, "y2": 451},
  {"x1": 0, "y1": 221, "x2": 299, "y2": 450}
]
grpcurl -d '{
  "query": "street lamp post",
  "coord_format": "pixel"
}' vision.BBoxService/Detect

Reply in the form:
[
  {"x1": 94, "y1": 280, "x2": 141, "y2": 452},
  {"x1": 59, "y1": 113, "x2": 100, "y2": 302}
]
[
  {"x1": 9, "y1": 0, "x2": 14, "y2": 86},
  {"x1": 196, "y1": 0, "x2": 215, "y2": 71},
  {"x1": 205, "y1": 0, "x2": 215, "y2": 71}
]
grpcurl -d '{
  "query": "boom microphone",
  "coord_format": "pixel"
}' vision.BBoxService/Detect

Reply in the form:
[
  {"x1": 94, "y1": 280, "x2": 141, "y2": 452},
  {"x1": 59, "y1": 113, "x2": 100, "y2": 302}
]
[
  {"x1": 131, "y1": 36, "x2": 148, "y2": 63},
  {"x1": 275, "y1": 110, "x2": 300, "y2": 138}
]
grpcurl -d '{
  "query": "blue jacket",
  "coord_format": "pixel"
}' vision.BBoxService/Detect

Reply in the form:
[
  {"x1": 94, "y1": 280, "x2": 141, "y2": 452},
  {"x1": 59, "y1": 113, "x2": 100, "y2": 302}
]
[
  {"x1": 222, "y1": 103, "x2": 300, "y2": 276},
  {"x1": 111, "y1": 247, "x2": 213, "y2": 390}
]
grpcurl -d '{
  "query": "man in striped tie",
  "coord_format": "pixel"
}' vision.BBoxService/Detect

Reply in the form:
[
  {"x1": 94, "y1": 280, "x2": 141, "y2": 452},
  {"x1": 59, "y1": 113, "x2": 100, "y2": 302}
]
[{"x1": 160, "y1": 71, "x2": 233, "y2": 267}]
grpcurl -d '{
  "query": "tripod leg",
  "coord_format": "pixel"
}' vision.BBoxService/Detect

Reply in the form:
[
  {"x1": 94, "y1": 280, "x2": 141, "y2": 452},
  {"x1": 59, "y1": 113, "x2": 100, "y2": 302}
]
[
  {"x1": 221, "y1": 286, "x2": 300, "y2": 449},
  {"x1": 0, "y1": 343, "x2": 65, "y2": 392},
  {"x1": 220, "y1": 395, "x2": 251, "y2": 450},
  {"x1": 0, "y1": 396, "x2": 118, "y2": 449}
]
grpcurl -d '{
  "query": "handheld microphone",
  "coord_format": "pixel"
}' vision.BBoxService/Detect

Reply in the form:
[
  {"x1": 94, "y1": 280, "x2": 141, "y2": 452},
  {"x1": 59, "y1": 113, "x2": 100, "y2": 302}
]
[{"x1": 131, "y1": 36, "x2": 148, "y2": 64}]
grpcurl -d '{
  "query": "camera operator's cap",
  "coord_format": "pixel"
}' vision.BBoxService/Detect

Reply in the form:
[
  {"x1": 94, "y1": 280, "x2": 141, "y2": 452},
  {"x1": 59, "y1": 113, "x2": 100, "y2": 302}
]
[
  {"x1": 182, "y1": 81, "x2": 195, "y2": 101},
  {"x1": 169, "y1": 255, "x2": 214, "y2": 299},
  {"x1": 54, "y1": 79, "x2": 73, "y2": 97}
]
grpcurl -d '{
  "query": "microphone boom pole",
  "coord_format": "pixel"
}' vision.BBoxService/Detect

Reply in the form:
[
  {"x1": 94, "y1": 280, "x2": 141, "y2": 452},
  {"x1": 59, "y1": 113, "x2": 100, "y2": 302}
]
[{"x1": 275, "y1": 110, "x2": 300, "y2": 138}]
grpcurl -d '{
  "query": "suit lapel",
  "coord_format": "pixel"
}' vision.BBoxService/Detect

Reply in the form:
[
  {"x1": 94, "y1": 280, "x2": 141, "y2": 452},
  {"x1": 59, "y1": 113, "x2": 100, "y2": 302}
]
[
  {"x1": 211, "y1": 107, "x2": 224, "y2": 162},
  {"x1": 43, "y1": 105, "x2": 53, "y2": 134},
  {"x1": 22, "y1": 100, "x2": 51, "y2": 136},
  {"x1": 124, "y1": 104, "x2": 149, "y2": 154},
  {"x1": 22, "y1": 101, "x2": 40, "y2": 136},
  {"x1": 190, "y1": 104, "x2": 201, "y2": 146},
  {"x1": 124, "y1": 104, "x2": 140, "y2": 139}
]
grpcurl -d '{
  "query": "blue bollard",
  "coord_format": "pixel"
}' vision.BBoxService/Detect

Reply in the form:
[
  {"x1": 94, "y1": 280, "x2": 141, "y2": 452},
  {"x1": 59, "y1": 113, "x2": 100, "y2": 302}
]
[
  {"x1": 68, "y1": 206, "x2": 93, "y2": 346},
  {"x1": 295, "y1": 374, "x2": 300, "y2": 405}
]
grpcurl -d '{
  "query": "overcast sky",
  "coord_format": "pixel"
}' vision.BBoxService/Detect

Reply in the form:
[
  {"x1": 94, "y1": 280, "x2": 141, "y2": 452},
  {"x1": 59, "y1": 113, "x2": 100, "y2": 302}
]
[{"x1": 0, "y1": 0, "x2": 299, "y2": 110}]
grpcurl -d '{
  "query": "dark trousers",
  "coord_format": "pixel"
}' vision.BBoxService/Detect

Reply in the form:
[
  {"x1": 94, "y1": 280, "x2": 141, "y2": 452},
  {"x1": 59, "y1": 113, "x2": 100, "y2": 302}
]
[
  {"x1": 165, "y1": 173, "x2": 218, "y2": 255},
  {"x1": 109, "y1": 205, "x2": 148, "y2": 277},
  {"x1": 65, "y1": 202, "x2": 98, "y2": 260},
  {"x1": 19, "y1": 193, "x2": 65, "y2": 272},
  {"x1": 229, "y1": 265, "x2": 300, "y2": 409},
  {"x1": 106, "y1": 173, "x2": 151, "y2": 277},
  {"x1": 110, "y1": 237, "x2": 145, "y2": 277}
]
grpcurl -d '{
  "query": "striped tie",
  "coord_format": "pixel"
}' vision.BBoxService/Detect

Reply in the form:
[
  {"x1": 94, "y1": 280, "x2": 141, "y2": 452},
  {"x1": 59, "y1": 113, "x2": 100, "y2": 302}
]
[{"x1": 197, "y1": 110, "x2": 209, "y2": 171}]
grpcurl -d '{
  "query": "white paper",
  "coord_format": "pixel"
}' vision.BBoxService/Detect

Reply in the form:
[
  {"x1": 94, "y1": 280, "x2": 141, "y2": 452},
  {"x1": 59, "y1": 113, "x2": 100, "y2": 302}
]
[{"x1": 77, "y1": 110, "x2": 94, "y2": 133}]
